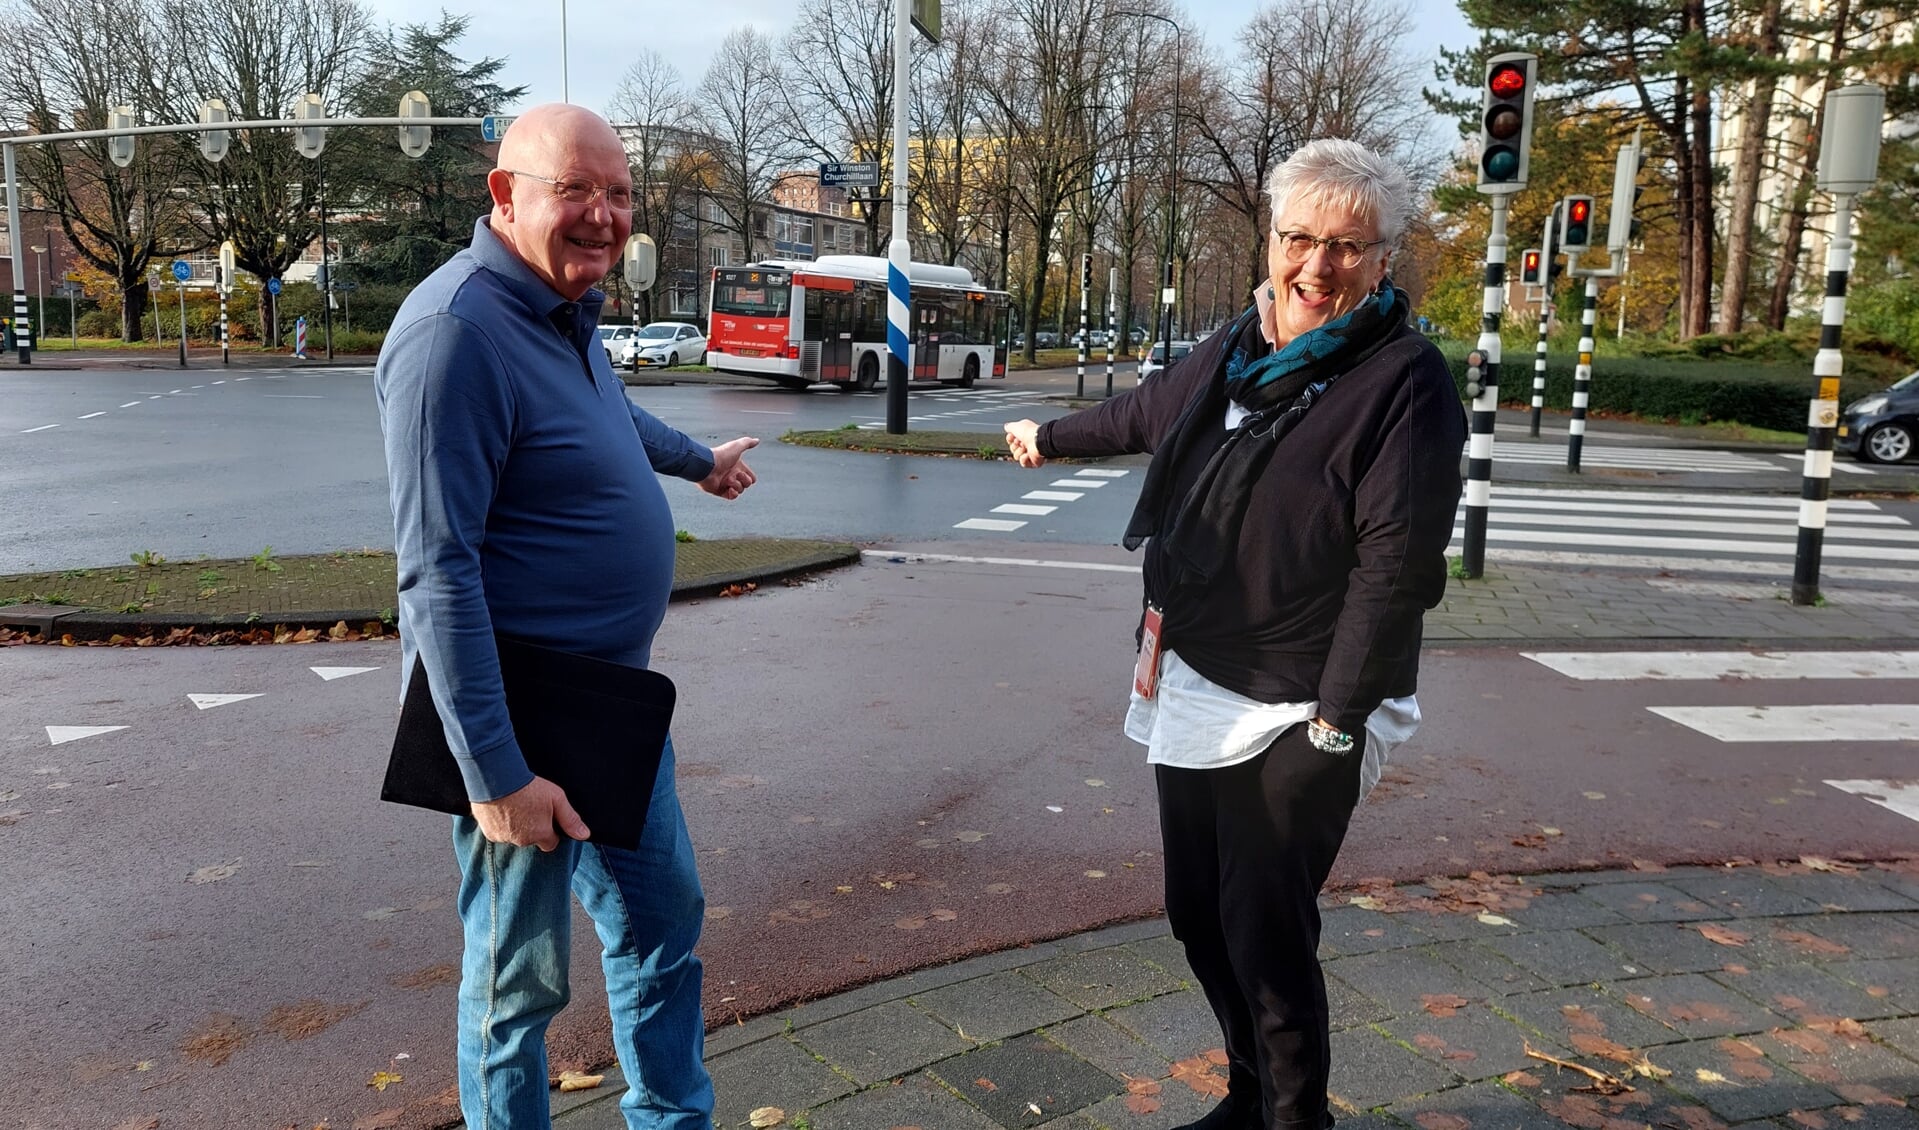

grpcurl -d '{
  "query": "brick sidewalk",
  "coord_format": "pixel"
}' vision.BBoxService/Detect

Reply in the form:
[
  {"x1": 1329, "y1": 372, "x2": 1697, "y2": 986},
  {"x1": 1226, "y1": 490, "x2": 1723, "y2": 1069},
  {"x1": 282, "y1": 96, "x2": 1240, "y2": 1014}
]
[{"x1": 545, "y1": 865, "x2": 1918, "y2": 1129}]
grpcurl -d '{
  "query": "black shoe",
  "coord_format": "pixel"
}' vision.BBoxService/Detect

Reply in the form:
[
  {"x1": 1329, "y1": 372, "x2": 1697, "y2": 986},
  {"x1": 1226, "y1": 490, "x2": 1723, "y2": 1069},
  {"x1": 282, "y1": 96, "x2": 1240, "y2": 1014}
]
[{"x1": 1167, "y1": 1092, "x2": 1261, "y2": 1130}]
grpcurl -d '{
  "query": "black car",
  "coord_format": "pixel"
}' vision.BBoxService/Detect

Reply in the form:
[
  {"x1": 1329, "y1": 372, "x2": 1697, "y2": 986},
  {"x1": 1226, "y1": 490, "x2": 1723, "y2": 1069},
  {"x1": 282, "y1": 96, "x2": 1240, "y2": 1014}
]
[{"x1": 1837, "y1": 370, "x2": 1919, "y2": 464}]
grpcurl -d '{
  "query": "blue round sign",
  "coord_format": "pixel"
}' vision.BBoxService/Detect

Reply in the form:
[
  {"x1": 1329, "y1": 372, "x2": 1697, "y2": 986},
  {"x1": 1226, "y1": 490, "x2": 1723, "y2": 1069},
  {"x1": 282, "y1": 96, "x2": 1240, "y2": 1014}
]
[
  {"x1": 171, "y1": 259, "x2": 191, "y2": 282},
  {"x1": 267, "y1": 277, "x2": 282, "y2": 296}
]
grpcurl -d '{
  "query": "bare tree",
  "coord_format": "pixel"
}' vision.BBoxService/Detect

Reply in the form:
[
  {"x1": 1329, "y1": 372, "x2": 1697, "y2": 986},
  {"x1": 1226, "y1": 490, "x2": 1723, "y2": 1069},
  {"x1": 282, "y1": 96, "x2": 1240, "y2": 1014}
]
[
  {"x1": 0, "y1": 0, "x2": 201, "y2": 340},
  {"x1": 779, "y1": 0, "x2": 895, "y2": 255},
  {"x1": 697, "y1": 27, "x2": 794, "y2": 261},
  {"x1": 1715, "y1": 0, "x2": 1785, "y2": 334},
  {"x1": 608, "y1": 50, "x2": 702, "y2": 321},
  {"x1": 911, "y1": 0, "x2": 992, "y2": 266},
  {"x1": 160, "y1": 0, "x2": 373, "y2": 338}
]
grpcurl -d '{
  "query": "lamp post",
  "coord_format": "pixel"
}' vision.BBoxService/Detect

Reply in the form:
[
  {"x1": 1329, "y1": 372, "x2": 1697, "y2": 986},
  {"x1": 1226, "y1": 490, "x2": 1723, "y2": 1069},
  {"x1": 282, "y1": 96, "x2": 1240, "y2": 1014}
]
[
  {"x1": 1114, "y1": 10, "x2": 1181, "y2": 376},
  {"x1": 28, "y1": 244, "x2": 47, "y2": 347}
]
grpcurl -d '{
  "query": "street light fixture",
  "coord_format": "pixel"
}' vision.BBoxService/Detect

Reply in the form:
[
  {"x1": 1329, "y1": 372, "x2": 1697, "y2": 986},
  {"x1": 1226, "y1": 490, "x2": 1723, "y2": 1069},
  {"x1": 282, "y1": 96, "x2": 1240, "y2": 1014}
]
[
  {"x1": 1113, "y1": 10, "x2": 1181, "y2": 375},
  {"x1": 28, "y1": 244, "x2": 47, "y2": 348}
]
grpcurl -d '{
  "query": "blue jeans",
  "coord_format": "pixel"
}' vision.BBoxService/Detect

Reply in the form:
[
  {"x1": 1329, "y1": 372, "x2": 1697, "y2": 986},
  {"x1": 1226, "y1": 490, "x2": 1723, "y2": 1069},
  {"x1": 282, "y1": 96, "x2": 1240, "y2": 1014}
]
[{"x1": 453, "y1": 738, "x2": 712, "y2": 1129}]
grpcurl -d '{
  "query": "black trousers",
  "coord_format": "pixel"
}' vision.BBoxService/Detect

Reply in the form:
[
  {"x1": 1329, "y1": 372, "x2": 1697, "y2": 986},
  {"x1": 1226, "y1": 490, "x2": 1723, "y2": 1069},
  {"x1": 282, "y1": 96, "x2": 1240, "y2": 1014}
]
[{"x1": 1155, "y1": 722, "x2": 1365, "y2": 1129}]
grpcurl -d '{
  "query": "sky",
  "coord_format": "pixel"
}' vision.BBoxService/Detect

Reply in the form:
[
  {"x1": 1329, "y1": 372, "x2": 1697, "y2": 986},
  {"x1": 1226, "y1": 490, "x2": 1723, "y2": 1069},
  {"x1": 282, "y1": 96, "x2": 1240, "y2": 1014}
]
[{"x1": 363, "y1": 0, "x2": 1483, "y2": 149}]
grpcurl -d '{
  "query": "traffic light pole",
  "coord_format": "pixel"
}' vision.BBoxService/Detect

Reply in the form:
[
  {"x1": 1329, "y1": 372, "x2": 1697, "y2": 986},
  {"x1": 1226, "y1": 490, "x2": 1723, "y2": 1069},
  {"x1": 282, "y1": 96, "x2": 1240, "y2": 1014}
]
[
  {"x1": 1792, "y1": 190, "x2": 1855, "y2": 606},
  {"x1": 1568, "y1": 272, "x2": 1600, "y2": 472},
  {"x1": 884, "y1": 0, "x2": 912, "y2": 434},
  {"x1": 1075, "y1": 253, "x2": 1089, "y2": 398},
  {"x1": 1529, "y1": 289, "x2": 1549, "y2": 437},
  {"x1": 4, "y1": 143, "x2": 31, "y2": 364},
  {"x1": 1460, "y1": 191, "x2": 1510, "y2": 580}
]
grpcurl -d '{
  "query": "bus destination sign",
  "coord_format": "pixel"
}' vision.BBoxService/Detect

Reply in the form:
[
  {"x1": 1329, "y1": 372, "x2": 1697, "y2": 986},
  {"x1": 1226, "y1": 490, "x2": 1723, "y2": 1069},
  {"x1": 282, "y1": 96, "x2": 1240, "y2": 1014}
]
[{"x1": 819, "y1": 161, "x2": 880, "y2": 188}]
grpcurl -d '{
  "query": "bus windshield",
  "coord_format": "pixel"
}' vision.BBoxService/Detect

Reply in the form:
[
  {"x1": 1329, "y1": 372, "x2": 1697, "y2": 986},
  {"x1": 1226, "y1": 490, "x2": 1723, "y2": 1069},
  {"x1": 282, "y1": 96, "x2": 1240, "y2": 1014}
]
[{"x1": 712, "y1": 275, "x2": 791, "y2": 317}]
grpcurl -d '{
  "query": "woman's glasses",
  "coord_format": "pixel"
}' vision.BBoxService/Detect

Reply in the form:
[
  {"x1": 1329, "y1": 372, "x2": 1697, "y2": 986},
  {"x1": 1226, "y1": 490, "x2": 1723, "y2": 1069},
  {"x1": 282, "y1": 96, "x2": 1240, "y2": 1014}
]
[
  {"x1": 1271, "y1": 229, "x2": 1387, "y2": 269},
  {"x1": 506, "y1": 169, "x2": 636, "y2": 213}
]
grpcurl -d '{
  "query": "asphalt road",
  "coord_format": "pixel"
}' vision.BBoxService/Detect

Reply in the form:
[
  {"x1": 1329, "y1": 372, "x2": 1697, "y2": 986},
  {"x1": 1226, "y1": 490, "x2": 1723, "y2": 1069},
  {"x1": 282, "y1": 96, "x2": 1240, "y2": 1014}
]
[{"x1": 5, "y1": 547, "x2": 1916, "y2": 1129}]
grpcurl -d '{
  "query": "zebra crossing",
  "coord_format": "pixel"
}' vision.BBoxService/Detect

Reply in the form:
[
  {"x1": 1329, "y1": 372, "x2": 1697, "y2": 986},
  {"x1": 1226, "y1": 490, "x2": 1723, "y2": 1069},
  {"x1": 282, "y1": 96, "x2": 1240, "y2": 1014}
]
[
  {"x1": 1485, "y1": 439, "x2": 1785, "y2": 475},
  {"x1": 1524, "y1": 649, "x2": 1919, "y2": 825},
  {"x1": 1452, "y1": 486, "x2": 1919, "y2": 584},
  {"x1": 954, "y1": 467, "x2": 1132, "y2": 532}
]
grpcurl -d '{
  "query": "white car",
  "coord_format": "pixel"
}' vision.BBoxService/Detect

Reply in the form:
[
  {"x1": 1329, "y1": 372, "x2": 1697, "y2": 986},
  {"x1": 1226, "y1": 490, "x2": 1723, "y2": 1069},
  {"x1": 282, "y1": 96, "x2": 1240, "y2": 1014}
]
[
  {"x1": 1138, "y1": 339, "x2": 1196, "y2": 384},
  {"x1": 622, "y1": 322, "x2": 707, "y2": 369},
  {"x1": 597, "y1": 325, "x2": 638, "y2": 364}
]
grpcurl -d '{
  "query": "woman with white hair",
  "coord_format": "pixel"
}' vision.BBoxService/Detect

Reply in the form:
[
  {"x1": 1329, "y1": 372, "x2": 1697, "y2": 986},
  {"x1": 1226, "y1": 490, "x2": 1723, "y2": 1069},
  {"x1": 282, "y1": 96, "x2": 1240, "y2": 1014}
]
[{"x1": 1004, "y1": 138, "x2": 1465, "y2": 1129}]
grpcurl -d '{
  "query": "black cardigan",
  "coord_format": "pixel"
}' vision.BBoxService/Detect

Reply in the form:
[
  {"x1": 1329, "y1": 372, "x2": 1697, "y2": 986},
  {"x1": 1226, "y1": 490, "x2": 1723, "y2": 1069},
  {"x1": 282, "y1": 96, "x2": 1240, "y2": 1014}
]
[{"x1": 1037, "y1": 320, "x2": 1465, "y2": 734}]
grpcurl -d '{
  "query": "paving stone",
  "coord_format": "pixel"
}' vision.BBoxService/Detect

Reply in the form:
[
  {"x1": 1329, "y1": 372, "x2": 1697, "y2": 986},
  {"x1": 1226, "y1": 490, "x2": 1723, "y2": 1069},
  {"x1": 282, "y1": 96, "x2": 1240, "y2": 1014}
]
[
  {"x1": 1064, "y1": 1083, "x2": 1219, "y2": 1129},
  {"x1": 1768, "y1": 872, "x2": 1919, "y2": 913},
  {"x1": 1481, "y1": 927, "x2": 1639, "y2": 986},
  {"x1": 1751, "y1": 1028, "x2": 1919, "y2": 1105},
  {"x1": 1781, "y1": 913, "x2": 1919, "y2": 961},
  {"x1": 915, "y1": 971, "x2": 1083, "y2": 1043},
  {"x1": 1103, "y1": 988, "x2": 1222, "y2": 1061},
  {"x1": 1500, "y1": 890, "x2": 1631, "y2": 931},
  {"x1": 928, "y1": 1033, "x2": 1123, "y2": 1127},
  {"x1": 1615, "y1": 973, "x2": 1793, "y2": 1038},
  {"x1": 1423, "y1": 939, "x2": 1555, "y2": 996},
  {"x1": 1825, "y1": 957, "x2": 1919, "y2": 1017},
  {"x1": 1386, "y1": 1079, "x2": 1568, "y2": 1129},
  {"x1": 1401, "y1": 910, "x2": 1516, "y2": 943},
  {"x1": 1587, "y1": 920, "x2": 1765, "y2": 976},
  {"x1": 1326, "y1": 1026, "x2": 1460, "y2": 1109},
  {"x1": 1751, "y1": 1108, "x2": 1919, "y2": 1130},
  {"x1": 1022, "y1": 947, "x2": 1184, "y2": 1011},
  {"x1": 1122, "y1": 933, "x2": 1192, "y2": 980},
  {"x1": 1325, "y1": 1113, "x2": 1409, "y2": 1130},
  {"x1": 1669, "y1": 872, "x2": 1828, "y2": 918},
  {"x1": 1326, "y1": 967, "x2": 1393, "y2": 1031},
  {"x1": 1579, "y1": 881, "x2": 1724, "y2": 923},
  {"x1": 1383, "y1": 998, "x2": 1566, "y2": 1081},
  {"x1": 794, "y1": 1000, "x2": 974, "y2": 1086},
  {"x1": 1712, "y1": 963, "x2": 1905, "y2": 1027},
  {"x1": 1867, "y1": 1016, "x2": 1919, "y2": 1063},
  {"x1": 707, "y1": 1035, "x2": 858, "y2": 1129},
  {"x1": 1499, "y1": 985, "x2": 1684, "y2": 1050},
  {"x1": 1039, "y1": 1015, "x2": 1172, "y2": 1087},
  {"x1": 1319, "y1": 905, "x2": 1431, "y2": 955},
  {"x1": 1650, "y1": 1038, "x2": 1841, "y2": 1123},
  {"x1": 1321, "y1": 948, "x2": 1502, "y2": 1018},
  {"x1": 804, "y1": 1070, "x2": 1001, "y2": 1130}
]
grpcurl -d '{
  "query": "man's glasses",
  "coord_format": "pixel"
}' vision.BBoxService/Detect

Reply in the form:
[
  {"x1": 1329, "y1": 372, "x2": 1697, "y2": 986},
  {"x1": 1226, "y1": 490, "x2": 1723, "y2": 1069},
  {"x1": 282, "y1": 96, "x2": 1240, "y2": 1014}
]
[
  {"x1": 505, "y1": 169, "x2": 636, "y2": 213},
  {"x1": 1271, "y1": 229, "x2": 1387, "y2": 269}
]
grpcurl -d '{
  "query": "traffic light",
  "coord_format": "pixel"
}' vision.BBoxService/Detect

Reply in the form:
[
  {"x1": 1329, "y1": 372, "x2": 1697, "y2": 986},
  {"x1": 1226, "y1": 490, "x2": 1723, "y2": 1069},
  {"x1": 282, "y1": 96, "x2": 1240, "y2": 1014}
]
[
  {"x1": 1560, "y1": 195, "x2": 1595, "y2": 254},
  {"x1": 397, "y1": 90, "x2": 432, "y2": 158},
  {"x1": 107, "y1": 105, "x2": 136, "y2": 168},
  {"x1": 1519, "y1": 248, "x2": 1542, "y2": 286},
  {"x1": 293, "y1": 92, "x2": 326, "y2": 159},
  {"x1": 199, "y1": 98, "x2": 230, "y2": 163},
  {"x1": 1606, "y1": 134, "x2": 1645, "y2": 253},
  {"x1": 1477, "y1": 52, "x2": 1537, "y2": 194},
  {"x1": 1464, "y1": 350, "x2": 1489, "y2": 398}
]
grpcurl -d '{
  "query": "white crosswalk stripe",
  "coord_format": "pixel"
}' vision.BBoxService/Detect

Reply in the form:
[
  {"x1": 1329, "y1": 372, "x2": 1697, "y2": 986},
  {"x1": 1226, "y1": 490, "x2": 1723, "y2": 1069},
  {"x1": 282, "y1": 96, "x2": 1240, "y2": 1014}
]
[
  {"x1": 954, "y1": 468, "x2": 1132, "y2": 532},
  {"x1": 1524, "y1": 650, "x2": 1919, "y2": 681},
  {"x1": 1476, "y1": 440, "x2": 1782, "y2": 474},
  {"x1": 1453, "y1": 486, "x2": 1919, "y2": 582}
]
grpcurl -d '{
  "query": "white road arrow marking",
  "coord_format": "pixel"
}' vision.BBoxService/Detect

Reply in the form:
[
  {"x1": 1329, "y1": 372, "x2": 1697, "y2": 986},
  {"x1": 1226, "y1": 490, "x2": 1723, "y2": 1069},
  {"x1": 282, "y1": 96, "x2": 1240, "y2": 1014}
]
[
  {"x1": 311, "y1": 666, "x2": 380, "y2": 681},
  {"x1": 46, "y1": 725, "x2": 128, "y2": 746},
  {"x1": 188, "y1": 693, "x2": 264, "y2": 710}
]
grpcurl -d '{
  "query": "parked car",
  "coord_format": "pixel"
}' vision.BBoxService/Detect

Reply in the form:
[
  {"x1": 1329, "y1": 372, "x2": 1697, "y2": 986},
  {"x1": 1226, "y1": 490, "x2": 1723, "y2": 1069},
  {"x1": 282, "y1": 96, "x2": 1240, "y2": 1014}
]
[
  {"x1": 622, "y1": 321, "x2": 707, "y2": 368},
  {"x1": 1137, "y1": 339, "x2": 1197, "y2": 384},
  {"x1": 596, "y1": 325, "x2": 637, "y2": 364},
  {"x1": 1837, "y1": 369, "x2": 1919, "y2": 463}
]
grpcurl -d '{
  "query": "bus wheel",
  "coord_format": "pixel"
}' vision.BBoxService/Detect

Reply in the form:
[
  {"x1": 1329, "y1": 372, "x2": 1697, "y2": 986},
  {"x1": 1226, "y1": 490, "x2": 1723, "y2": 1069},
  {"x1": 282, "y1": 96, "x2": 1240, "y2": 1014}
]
[
  {"x1": 853, "y1": 353, "x2": 879, "y2": 392},
  {"x1": 774, "y1": 376, "x2": 812, "y2": 391},
  {"x1": 948, "y1": 355, "x2": 979, "y2": 389}
]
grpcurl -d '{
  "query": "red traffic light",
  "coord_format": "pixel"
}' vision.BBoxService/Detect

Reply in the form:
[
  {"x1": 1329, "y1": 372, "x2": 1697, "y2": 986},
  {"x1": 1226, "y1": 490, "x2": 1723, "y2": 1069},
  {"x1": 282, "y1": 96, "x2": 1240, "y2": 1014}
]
[
  {"x1": 1489, "y1": 64, "x2": 1527, "y2": 98},
  {"x1": 1569, "y1": 199, "x2": 1591, "y2": 223},
  {"x1": 1524, "y1": 251, "x2": 1540, "y2": 271}
]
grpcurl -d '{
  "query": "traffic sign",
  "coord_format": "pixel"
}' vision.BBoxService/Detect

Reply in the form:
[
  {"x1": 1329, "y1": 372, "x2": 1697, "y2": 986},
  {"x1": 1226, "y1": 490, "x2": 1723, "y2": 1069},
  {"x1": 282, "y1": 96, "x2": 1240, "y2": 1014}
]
[
  {"x1": 171, "y1": 260, "x2": 191, "y2": 283},
  {"x1": 820, "y1": 161, "x2": 879, "y2": 189},
  {"x1": 481, "y1": 115, "x2": 516, "y2": 143},
  {"x1": 267, "y1": 277, "x2": 282, "y2": 296}
]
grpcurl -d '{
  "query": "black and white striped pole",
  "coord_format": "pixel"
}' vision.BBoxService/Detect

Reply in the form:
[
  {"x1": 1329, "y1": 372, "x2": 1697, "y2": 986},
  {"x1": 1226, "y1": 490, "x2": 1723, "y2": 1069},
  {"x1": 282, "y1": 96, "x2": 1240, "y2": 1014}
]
[
  {"x1": 218, "y1": 240, "x2": 235, "y2": 366},
  {"x1": 4, "y1": 143, "x2": 31, "y2": 364},
  {"x1": 1529, "y1": 292, "x2": 1549, "y2": 437},
  {"x1": 1105, "y1": 266, "x2": 1116, "y2": 397},
  {"x1": 1794, "y1": 84, "x2": 1884, "y2": 606},
  {"x1": 1460, "y1": 51, "x2": 1537, "y2": 579},
  {"x1": 1557, "y1": 195, "x2": 1597, "y2": 472},
  {"x1": 1075, "y1": 252, "x2": 1089, "y2": 397}
]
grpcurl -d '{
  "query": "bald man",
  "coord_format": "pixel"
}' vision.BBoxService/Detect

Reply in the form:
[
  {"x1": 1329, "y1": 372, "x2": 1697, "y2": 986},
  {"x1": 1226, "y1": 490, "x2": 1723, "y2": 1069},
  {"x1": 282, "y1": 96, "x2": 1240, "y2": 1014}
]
[{"x1": 376, "y1": 103, "x2": 749, "y2": 1128}]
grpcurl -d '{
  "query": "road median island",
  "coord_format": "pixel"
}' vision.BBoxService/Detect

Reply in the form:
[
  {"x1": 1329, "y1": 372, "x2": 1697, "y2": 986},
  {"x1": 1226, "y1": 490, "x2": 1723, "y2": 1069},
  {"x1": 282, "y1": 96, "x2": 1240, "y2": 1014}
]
[
  {"x1": 782, "y1": 427, "x2": 1104, "y2": 462},
  {"x1": 0, "y1": 538, "x2": 861, "y2": 642}
]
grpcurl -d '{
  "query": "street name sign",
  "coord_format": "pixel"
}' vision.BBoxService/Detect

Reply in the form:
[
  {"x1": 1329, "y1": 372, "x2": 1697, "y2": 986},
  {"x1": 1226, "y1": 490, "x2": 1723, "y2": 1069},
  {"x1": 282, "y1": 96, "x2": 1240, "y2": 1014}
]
[
  {"x1": 481, "y1": 115, "x2": 516, "y2": 143},
  {"x1": 820, "y1": 161, "x2": 879, "y2": 188}
]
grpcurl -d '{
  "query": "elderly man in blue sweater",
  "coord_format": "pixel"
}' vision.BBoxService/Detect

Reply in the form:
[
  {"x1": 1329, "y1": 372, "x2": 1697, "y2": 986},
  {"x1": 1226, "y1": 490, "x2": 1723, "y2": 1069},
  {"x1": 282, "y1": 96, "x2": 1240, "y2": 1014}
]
[{"x1": 375, "y1": 102, "x2": 756, "y2": 1129}]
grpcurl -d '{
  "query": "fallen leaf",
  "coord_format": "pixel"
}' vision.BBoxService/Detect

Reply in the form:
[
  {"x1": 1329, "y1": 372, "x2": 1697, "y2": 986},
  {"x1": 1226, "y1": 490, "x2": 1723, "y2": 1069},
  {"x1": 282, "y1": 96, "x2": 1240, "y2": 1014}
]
[
  {"x1": 1026, "y1": 1102, "x2": 1043, "y2": 1115},
  {"x1": 187, "y1": 860, "x2": 242, "y2": 884},
  {"x1": 1866, "y1": 985, "x2": 1890, "y2": 998},
  {"x1": 1776, "y1": 930, "x2": 1850, "y2": 956},
  {"x1": 1414, "y1": 1033, "x2": 1448, "y2": 1051},
  {"x1": 748, "y1": 1106, "x2": 785, "y2": 1127},
  {"x1": 1348, "y1": 895, "x2": 1383, "y2": 910},
  {"x1": 1790, "y1": 1112, "x2": 1830, "y2": 1129},
  {"x1": 1203, "y1": 1049, "x2": 1229, "y2": 1066},
  {"x1": 1833, "y1": 1084, "x2": 1903, "y2": 1107},
  {"x1": 1123, "y1": 1077, "x2": 1162, "y2": 1096},
  {"x1": 1628, "y1": 1055, "x2": 1671, "y2": 1080},
  {"x1": 1422, "y1": 993, "x2": 1470, "y2": 1017},
  {"x1": 1477, "y1": 912, "x2": 1516, "y2": 927},
  {"x1": 1501, "y1": 1070, "x2": 1542, "y2": 1087},
  {"x1": 1583, "y1": 791, "x2": 1607, "y2": 800},
  {"x1": 367, "y1": 1070, "x2": 403, "y2": 1092},
  {"x1": 1695, "y1": 1068, "x2": 1728, "y2": 1084},
  {"x1": 1774, "y1": 1029, "x2": 1831, "y2": 1056},
  {"x1": 1696, "y1": 924, "x2": 1749, "y2": 947},
  {"x1": 975, "y1": 1078, "x2": 998, "y2": 1092},
  {"x1": 558, "y1": 1071, "x2": 604, "y2": 1093},
  {"x1": 1631, "y1": 859, "x2": 1666, "y2": 872},
  {"x1": 1169, "y1": 1055, "x2": 1231, "y2": 1098},
  {"x1": 1084, "y1": 870, "x2": 1107, "y2": 879},
  {"x1": 1800, "y1": 856, "x2": 1859, "y2": 874},
  {"x1": 110, "y1": 1120, "x2": 159, "y2": 1130},
  {"x1": 1123, "y1": 1094, "x2": 1161, "y2": 1115},
  {"x1": 1721, "y1": 964, "x2": 1750, "y2": 975},
  {"x1": 1806, "y1": 1017, "x2": 1870, "y2": 1042},
  {"x1": 1414, "y1": 1114, "x2": 1471, "y2": 1130},
  {"x1": 1569, "y1": 1033, "x2": 1636, "y2": 1064},
  {"x1": 929, "y1": 908, "x2": 958, "y2": 921}
]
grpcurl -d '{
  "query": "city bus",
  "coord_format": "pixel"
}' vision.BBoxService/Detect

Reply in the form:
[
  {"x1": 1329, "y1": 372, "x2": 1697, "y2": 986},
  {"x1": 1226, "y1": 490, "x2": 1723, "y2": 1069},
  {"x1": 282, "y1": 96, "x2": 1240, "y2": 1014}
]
[{"x1": 706, "y1": 255, "x2": 1012, "y2": 391}]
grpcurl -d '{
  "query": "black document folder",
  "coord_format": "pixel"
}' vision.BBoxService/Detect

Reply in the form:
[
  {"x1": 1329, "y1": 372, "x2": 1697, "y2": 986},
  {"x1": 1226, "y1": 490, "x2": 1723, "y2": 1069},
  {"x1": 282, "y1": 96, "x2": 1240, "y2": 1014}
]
[{"x1": 381, "y1": 636, "x2": 675, "y2": 851}]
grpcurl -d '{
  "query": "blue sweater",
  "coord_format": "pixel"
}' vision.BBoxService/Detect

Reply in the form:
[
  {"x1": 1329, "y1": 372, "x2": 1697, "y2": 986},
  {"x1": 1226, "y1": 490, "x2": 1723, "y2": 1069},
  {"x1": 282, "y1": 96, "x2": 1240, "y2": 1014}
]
[{"x1": 376, "y1": 218, "x2": 715, "y2": 802}]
